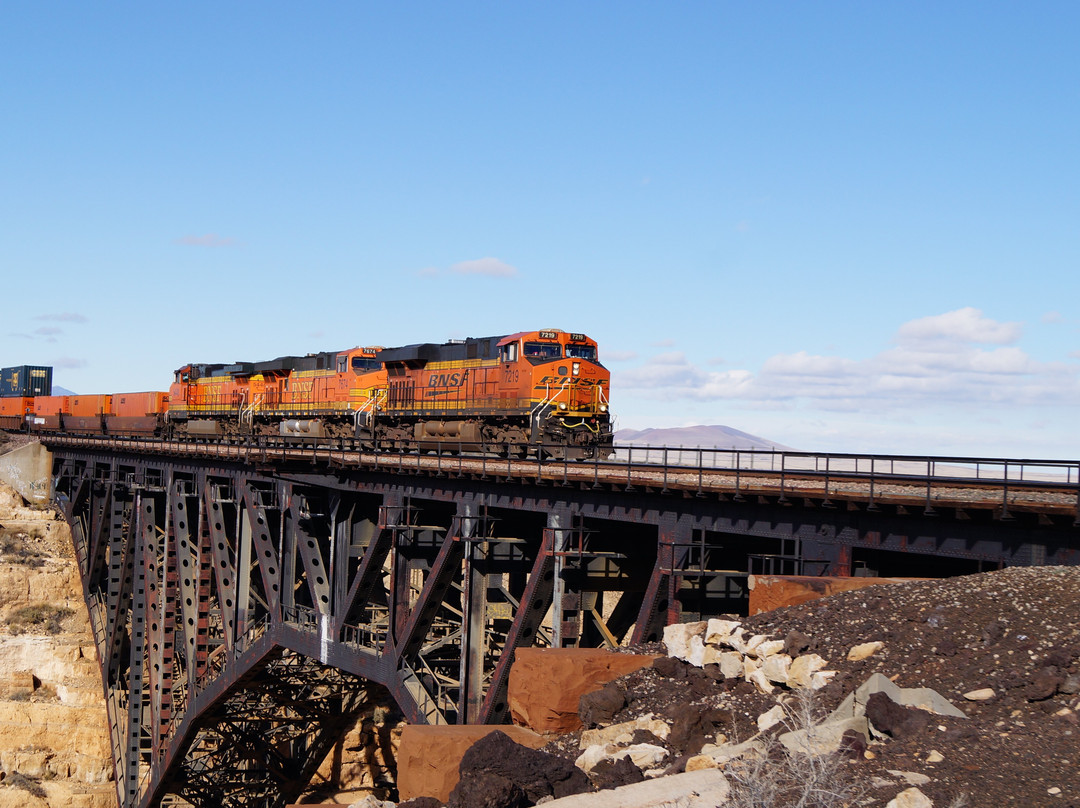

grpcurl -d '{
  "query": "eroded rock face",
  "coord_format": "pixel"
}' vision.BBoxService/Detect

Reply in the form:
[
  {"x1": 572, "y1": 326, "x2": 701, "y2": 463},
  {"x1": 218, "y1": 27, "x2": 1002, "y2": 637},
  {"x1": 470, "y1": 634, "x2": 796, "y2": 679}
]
[
  {"x1": 508, "y1": 648, "x2": 659, "y2": 735},
  {"x1": 0, "y1": 483, "x2": 115, "y2": 806}
]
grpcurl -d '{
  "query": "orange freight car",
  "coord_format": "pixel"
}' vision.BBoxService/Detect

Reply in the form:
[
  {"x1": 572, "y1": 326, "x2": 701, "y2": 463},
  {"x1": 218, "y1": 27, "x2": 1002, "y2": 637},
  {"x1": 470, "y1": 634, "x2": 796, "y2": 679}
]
[
  {"x1": 106, "y1": 392, "x2": 169, "y2": 436},
  {"x1": 27, "y1": 395, "x2": 69, "y2": 432},
  {"x1": 0, "y1": 397, "x2": 31, "y2": 430},
  {"x1": 65, "y1": 394, "x2": 111, "y2": 433}
]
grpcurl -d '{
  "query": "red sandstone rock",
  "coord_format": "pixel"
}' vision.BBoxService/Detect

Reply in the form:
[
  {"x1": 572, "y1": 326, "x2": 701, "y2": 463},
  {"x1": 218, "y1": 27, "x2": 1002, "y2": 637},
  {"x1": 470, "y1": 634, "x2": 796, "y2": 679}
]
[
  {"x1": 396, "y1": 724, "x2": 547, "y2": 802},
  {"x1": 508, "y1": 648, "x2": 660, "y2": 735},
  {"x1": 747, "y1": 575, "x2": 926, "y2": 615}
]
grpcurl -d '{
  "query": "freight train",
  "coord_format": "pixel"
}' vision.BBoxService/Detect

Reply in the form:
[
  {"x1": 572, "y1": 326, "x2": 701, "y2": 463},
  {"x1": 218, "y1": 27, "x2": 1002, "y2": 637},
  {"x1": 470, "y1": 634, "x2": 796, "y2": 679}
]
[{"x1": 0, "y1": 329, "x2": 614, "y2": 459}]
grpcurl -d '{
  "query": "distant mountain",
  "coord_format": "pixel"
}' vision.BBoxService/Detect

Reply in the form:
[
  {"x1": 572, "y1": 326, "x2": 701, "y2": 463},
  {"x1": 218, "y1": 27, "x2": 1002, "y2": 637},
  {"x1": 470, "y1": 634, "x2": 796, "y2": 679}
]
[
  {"x1": 614, "y1": 424, "x2": 794, "y2": 452},
  {"x1": 51, "y1": 386, "x2": 76, "y2": 396}
]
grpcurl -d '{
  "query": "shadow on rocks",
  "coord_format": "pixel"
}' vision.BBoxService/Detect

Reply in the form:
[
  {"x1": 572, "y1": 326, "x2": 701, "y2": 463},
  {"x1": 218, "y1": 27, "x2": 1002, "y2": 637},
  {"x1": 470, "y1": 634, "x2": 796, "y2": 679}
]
[{"x1": 448, "y1": 730, "x2": 591, "y2": 808}]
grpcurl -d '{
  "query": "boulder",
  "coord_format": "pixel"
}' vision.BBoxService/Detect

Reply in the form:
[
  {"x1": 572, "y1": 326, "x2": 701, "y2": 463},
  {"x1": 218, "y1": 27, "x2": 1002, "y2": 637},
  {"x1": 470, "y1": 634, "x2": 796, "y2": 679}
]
[
  {"x1": 865, "y1": 691, "x2": 931, "y2": 739},
  {"x1": 508, "y1": 648, "x2": 659, "y2": 734},
  {"x1": 847, "y1": 641, "x2": 885, "y2": 661},
  {"x1": 788, "y1": 654, "x2": 830, "y2": 689},
  {"x1": 450, "y1": 730, "x2": 591, "y2": 806},
  {"x1": 528, "y1": 768, "x2": 729, "y2": 808},
  {"x1": 580, "y1": 714, "x2": 670, "y2": 749},
  {"x1": 885, "y1": 787, "x2": 934, "y2": 808},
  {"x1": 662, "y1": 621, "x2": 708, "y2": 661},
  {"x1": 396, "y1": 724, "x2": 546, "y2": 802},
  {"x1": 779, "y1": 715, "x2": 871, "y2": 757}
]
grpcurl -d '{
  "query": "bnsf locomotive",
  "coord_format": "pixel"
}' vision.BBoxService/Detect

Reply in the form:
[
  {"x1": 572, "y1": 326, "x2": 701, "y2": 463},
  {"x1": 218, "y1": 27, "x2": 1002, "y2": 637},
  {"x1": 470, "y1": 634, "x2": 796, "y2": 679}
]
[{"x1": 0, "y1": 329, "x2": 614, "y2": 459}]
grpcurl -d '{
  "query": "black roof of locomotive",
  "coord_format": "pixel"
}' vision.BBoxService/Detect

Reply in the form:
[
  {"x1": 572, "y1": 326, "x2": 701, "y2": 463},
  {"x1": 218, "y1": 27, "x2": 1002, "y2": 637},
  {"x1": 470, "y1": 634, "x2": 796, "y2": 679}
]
[{"x1": 377, "y1": 336, "x2": 502, "y2": 366}]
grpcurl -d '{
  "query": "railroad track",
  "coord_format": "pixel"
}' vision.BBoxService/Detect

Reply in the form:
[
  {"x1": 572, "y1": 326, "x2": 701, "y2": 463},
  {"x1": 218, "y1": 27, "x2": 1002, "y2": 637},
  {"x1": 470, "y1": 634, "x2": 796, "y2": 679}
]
[{"x1": 38, "y1": 434, "x2": 1080, "y2": 518}]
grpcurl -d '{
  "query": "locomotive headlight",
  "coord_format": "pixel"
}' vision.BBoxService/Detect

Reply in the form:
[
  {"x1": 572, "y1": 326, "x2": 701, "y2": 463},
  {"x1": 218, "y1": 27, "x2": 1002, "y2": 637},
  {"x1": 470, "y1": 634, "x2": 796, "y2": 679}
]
[
  {"x1": 558, "y1": 402, "x2": 568, "y2": 411},
  {"x1": 599, "y1": 404, "x2": 608, "y2": 413},
  {"x1": 572, "y1": 362, "x2": 580, "y2": 376}
]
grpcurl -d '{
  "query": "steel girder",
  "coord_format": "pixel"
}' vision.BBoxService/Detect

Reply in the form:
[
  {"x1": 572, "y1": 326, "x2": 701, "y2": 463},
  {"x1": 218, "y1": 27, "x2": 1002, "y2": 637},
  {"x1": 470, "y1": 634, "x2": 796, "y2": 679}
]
[{"x1": 48, "y1": 446, "x2": 1080, "y2": 807}]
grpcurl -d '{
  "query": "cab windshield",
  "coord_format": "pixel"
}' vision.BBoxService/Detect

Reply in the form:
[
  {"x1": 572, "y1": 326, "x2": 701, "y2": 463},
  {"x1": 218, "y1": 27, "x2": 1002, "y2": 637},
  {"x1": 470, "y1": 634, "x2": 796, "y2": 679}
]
[
  {"x1": 351, "y1": 357, "x2": 381, "y2": 373},
  {"x1": 523, "y1": 342, "x2": 562, "y2": 359},
  {"x1": 565, "y1": 344, "x2": 596, "y2": 361}
]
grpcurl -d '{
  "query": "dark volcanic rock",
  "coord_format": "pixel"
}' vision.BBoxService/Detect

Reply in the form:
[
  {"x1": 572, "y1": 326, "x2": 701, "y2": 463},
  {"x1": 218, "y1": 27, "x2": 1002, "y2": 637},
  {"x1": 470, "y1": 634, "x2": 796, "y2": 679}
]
[
  {"x1": 588, "y1": 755, "x2": 645, "y2": 790},
  {"x1": 454, "y1": 730, "x2": 591, "y2": 805},
  {"x1": 578, "y1": 684, "x2": 625, "y2": 727},
  {"x1": 669, "y1": 706, "x2": 733, "y2": 755},
  {"x1": 448, "y1": 771, "x2": 526, "y2": 808},
  {"x1": 865, "y1": 691, "x2": 931, "y2": 739}
]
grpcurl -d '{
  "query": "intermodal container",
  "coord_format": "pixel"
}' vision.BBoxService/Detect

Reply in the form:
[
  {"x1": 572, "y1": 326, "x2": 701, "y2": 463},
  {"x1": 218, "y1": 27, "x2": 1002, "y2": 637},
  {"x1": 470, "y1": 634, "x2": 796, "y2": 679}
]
[
  {"x1": 0, "y1": 397, "x2": 31, "y2": 429},
  {"x1": 113, "y1": 392, "x2": 170, "y2": 417},
  {"x1": 69, "y1": 394, "x2": 110, "y2": 417},
  {"x1": 0, "y1": 366, "x2": 52, "y2": 398},
  {"x1": 30, "y1": 395, "x2": 69, "y2": 415}
]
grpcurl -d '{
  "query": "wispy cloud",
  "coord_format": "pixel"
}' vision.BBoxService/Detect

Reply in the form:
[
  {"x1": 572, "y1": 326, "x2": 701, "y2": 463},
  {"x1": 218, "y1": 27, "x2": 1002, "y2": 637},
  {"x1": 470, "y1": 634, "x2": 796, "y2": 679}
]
[
  {"x1": 450, "y1": 257, "x2": 518, "y2": 277},
  {"x1": 34, "y1": 327, "x2": 62, "y2": 342},
  {"x1": 615, "y1": 308, "x2": 1078, "y2": 413},
  {"x1": 603, "y1": 350, "x2": 638, "y2": 362},
  {"x1": 53, "y1": 357, "x2": 87, "y2": 369},
  {"x1": 177, "y1": 233, "x2": 237, "y2": 247},
  {"x1": 35, "y1": 312, "x2": 87, "y2": 323}
]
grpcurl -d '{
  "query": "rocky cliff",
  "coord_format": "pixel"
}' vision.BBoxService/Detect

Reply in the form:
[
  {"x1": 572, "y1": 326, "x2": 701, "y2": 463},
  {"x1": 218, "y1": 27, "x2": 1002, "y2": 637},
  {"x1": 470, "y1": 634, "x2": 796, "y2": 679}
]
[{"x1": 0, "y1": 483, "x2": 114, "y2": 808}]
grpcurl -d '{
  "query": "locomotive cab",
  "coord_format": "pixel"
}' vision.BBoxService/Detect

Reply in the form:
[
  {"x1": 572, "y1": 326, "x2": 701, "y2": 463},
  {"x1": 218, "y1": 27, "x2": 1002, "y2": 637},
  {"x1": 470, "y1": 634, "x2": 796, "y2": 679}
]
[{"x1": 496, "y1": 330, "x2": 613, "y2": 458}]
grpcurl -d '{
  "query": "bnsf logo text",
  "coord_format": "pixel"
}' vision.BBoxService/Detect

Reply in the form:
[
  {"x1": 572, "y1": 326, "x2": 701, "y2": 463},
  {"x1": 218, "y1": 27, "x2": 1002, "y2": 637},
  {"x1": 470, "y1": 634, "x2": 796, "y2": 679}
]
[
  {"x1": 428, "y1": 373, "x2": 466, "y2": 387},
  {"x1": 535, "y1": 376, "x2": 607, "y2": 386}
]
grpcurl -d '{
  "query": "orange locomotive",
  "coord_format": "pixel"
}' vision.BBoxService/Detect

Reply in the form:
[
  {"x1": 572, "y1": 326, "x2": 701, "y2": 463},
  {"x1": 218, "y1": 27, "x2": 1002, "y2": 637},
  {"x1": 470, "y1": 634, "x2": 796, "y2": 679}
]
[
  {"x1": 168, "y1": 329, "x2": 612, "y2": 459},
  {"x1": 8, "y1": 329, "x2": 614, "y2": 459},
  {"x1": 168, "y1": 345, "x2": 386, "y2": 441},
  {"x1": 375, "y1": 329, "x2": 612, "y2": 458}
]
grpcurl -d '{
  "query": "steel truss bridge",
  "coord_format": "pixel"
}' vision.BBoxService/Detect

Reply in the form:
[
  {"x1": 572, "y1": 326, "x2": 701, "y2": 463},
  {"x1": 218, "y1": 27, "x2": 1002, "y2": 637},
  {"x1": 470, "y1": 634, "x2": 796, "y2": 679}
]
[{"x1": 38, "y1": 435, "x2": 1080, "y2": 808}]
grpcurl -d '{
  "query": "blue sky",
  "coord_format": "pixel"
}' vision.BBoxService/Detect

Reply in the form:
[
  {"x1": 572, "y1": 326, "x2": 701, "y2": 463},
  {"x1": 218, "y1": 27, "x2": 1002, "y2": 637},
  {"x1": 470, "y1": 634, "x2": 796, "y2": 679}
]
[{"x1": 3, "y1": 3, "x2": 1078, "y2": 458}]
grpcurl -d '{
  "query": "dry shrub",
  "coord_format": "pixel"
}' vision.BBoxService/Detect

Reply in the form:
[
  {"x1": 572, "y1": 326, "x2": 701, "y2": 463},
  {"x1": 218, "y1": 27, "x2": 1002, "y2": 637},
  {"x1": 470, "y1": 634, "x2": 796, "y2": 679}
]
[
  {"x1": 5, "y1": 771, "x2": 47, "y2": 798},
  {"x1": 9, "y1": 604, "x2": 74, "y2": 635},
  {"x1": 724, "y1": 689, "x2": 862, "y2": 808}
]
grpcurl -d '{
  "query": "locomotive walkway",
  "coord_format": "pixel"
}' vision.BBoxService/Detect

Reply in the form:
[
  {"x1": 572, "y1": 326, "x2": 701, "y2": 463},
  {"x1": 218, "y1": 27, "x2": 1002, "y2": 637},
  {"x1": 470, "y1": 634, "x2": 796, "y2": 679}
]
[{"x1": 33, "y1": 434, "x2": 1080, "y2": 808}]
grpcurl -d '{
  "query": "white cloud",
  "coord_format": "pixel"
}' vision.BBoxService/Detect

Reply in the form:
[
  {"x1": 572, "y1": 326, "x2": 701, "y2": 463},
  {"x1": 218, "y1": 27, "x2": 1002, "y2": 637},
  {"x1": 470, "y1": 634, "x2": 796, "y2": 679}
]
[
  {"x1": 895, "y1": 307, "x2": 1021, "y2": 345},
  {"x1": 1042, "y1": 311, "x2": 1063, "y2": 324},
  {"x1": 450, "y1": 257, "x2": 518, "y2": 277},
  {"x1": 614, "y1": 309, "x2": 1079, "y2": 413},
  {"x1": 603, "y1": 350, "x2": 638, "y2": 362}
]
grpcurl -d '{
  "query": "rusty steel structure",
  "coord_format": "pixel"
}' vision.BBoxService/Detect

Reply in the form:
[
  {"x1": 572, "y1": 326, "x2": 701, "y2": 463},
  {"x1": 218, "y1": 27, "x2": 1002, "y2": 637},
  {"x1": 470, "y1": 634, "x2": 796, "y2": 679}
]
[{"x1": 40, "y1": 434, "x2": 1080, "y2": 808}]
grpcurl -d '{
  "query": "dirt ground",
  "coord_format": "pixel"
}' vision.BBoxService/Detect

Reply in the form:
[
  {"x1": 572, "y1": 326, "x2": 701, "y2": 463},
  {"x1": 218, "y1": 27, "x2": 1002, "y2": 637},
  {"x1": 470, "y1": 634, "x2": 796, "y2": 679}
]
[{"x1": 531, "y1": 566, "x2": 1080, "y2": 807}]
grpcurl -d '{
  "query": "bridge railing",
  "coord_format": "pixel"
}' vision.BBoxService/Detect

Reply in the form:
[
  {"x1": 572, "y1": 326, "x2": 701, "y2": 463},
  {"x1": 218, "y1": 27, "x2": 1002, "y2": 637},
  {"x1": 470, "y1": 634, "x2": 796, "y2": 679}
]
[{"x1": 39, "y1": 432, "x2": 1080, "y2": 497}]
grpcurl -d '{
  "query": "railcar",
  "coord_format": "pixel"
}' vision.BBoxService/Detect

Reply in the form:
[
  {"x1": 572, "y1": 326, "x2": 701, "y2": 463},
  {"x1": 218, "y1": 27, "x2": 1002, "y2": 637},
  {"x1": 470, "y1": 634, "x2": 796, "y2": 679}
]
[
  {"x1": 23, "y1": 393, "x2": 170, "y2": 436},
  {"x1": 168, "y1": 346, "x2": 386, "y2": 440}
]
